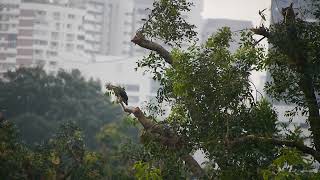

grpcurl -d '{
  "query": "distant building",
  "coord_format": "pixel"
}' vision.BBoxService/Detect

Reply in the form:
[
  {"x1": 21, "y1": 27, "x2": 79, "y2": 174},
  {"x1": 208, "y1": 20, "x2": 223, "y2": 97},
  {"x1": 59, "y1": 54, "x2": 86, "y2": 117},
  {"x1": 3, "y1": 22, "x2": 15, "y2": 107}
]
[
  {"x1": 0, "y1": 0, "x2": 20, "y2": 74},
  {"x1": 0, "y1": 0, "x2": 204, "y2": 79},
  {"x1": 17, "y1": 2, "x2": 86, "y2": 67},
  {"x1": 0, "y1": 0, "x2": 87, "y2": 74}
]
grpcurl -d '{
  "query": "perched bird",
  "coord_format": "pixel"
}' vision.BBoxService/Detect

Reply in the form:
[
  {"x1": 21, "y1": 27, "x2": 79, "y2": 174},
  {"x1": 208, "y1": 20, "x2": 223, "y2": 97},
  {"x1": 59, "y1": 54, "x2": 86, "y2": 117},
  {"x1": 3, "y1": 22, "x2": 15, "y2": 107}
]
[{"x1": 106, "y1": 84, "x2": 129, "y2": 105}]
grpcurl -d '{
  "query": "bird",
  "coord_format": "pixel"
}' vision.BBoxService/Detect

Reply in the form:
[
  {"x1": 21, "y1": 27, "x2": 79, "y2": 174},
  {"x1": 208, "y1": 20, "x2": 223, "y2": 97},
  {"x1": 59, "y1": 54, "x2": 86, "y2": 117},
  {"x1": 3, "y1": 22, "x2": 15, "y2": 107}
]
[
  {"x1": 106, "y1": 84, "x2": 128, "y2": 105},
  {"x1": 259, "y1": 8, "x2": 267, "y2": 22}
]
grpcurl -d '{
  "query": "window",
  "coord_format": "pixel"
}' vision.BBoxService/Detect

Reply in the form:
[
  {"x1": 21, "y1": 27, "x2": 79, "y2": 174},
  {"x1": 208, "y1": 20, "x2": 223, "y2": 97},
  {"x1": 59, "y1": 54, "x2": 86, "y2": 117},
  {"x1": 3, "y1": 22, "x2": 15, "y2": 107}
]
[
  {"x1": 66, "y1": 24, "x2": 72, "y2": 29},
  {"x1": 77, "y1": 35, "x2": 84, "y2": 40},
  {"x1": 125, "y1": 84, "x2": 140, "y2": 92},
  {"x1": 46, "y1": 51, "x2": 58, "y2": 57},
  {"x1": 68, "y1": 14, "x2": 75, "y2": 19},
  {"x1": 34, "y1": 30, "x2": 47, "y2": 36},
  {"x1": 34, "y1": 20, "x2": 48, "y2": 26},
  {"x1": 50, "y1": 42, "x2": 58, "y2": 48},
  {"x1": 0, "y1": 24, "x2": 9, "y2": 31},
  {"x1": 53, "y1": 12, "x2": 60, "y2": 20},
  {"x1": 66, "y1": 43, "x2": 74, "y2": 51},
  {"x1": 8, "y1": 42, "x2": 16, "y2": 48},
  {"x1": 36, "y1": 10, "x2": 46, "y2": 16},
  {"x1": 76, "y1": 45, "x2": 84, "y2": 49},
  {"x1": 51, "y1": 32, "x2": 59, "y2": 40},
  {"x1": 8, "y1": 34, "x2": 16, "y2": 41},
  {"x1": 66, "y1": 34, "x2": 74, "y2": 41},
  {"x1": 55, "y1": 23, "x2": 60, "y2": 30},
  {"x1": 34, "y1": 40, "x2": 48, "y2": 46},
  {"x1": 34, "y1": 49, "x2": 43, "y2": 55}
]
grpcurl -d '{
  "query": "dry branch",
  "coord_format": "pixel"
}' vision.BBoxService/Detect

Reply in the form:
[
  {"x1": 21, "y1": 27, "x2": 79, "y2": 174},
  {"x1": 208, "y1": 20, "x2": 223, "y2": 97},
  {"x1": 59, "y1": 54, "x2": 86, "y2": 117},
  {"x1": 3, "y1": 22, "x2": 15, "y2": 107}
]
[{"x1": 131, "y1": 31, "x2": 173, "y2": 65}]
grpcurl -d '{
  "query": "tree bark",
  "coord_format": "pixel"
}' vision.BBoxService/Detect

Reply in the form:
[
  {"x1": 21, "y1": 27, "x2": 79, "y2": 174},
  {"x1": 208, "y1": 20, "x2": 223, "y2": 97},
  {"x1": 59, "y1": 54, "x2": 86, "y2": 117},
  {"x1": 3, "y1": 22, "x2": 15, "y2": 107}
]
[
  {"x1": 131, "y1": 31, "x2": 173, "y2": 65},
  {"x1": 297, "y1": 65, "x2": 320, "y2": 151}
]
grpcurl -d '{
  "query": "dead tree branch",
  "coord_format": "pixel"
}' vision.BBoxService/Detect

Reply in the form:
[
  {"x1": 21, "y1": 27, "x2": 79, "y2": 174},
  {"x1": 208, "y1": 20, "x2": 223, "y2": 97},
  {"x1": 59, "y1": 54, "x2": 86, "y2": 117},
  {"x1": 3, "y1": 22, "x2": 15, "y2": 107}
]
[{"x1": 131, "y1": 31, "x2": 173, "y2": 65}]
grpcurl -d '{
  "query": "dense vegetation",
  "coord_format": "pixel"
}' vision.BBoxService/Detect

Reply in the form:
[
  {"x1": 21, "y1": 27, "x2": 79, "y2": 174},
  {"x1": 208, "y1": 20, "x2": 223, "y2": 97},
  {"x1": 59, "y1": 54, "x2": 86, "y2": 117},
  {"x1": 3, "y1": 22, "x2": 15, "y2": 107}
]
[
  {"x1": 2, "y1": 0, "x2": 320, "y2": 179},
  {"x1": 0, "y1": 67, "x2": 121, "y2": 148},
  {"x1": 118, "y1": 0, "x2": 320, "y2": 179},
  {"x1": 0, "y1": 68, "x2": 144, "y2": 179}
]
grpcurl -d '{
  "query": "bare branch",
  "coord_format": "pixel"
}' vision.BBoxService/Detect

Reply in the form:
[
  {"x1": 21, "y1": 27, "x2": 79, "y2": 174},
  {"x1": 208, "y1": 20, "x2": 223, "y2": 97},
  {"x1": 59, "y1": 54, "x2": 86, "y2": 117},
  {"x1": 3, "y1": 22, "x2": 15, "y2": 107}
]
[
  {"x1": 228, "y1": 135, "x2": 320, "y2": 162},
  {"x1": 131, "y1": 31, "x2": 173, "y2": 65}
]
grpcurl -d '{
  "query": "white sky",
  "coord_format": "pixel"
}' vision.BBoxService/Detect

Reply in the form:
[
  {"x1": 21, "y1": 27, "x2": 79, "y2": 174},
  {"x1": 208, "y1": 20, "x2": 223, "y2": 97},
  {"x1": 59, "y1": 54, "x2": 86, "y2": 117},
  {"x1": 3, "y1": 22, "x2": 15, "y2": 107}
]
[{"x1": 202, "y1": 0, "x2": 272, "y2": 26}]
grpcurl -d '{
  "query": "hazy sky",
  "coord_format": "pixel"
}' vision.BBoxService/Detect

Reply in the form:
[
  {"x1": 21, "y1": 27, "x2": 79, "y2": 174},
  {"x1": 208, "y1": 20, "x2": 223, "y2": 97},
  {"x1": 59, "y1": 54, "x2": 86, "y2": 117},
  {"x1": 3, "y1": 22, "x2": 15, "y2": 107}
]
[{"x1": 202, "y1": 0, "x2": 271, "y2": 26}]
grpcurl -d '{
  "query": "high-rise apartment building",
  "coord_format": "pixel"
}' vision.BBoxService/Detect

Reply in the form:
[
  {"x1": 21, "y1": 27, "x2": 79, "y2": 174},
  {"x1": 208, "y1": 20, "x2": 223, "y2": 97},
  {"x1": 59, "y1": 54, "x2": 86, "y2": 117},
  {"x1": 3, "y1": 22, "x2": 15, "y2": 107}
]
[
  {"x1": 0, "y1": 0, "x2": 87, "y2": 73},
  {"x1": 17, "y1": 1, "x2": 86, "y2": 67},
  {"x1": 0, "y1": 0, "x2": 204, "y2": 74},
  {"x1": 0, "y1": 0, "x2": 20, "y2": 74}
]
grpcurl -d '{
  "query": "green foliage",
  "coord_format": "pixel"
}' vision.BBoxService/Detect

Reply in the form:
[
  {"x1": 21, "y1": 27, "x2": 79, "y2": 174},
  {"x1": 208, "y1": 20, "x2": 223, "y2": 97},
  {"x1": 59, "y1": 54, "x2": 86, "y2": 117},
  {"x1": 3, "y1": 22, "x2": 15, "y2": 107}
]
[
  {"x1": 142, "y1": 0, "x2": 197, "y2": 47},
  {"x1": 0, "y1": 67, "x2": 122, "y2": 148},
  {"x1": 133, "y1": 161, "x2": 162, "y2": 180},
  {"x1": 132, "y1": 0, "x2": 320, "y2": 178},
  {"x1": 262, "y1": 148, "x2": 320, "y2": 180},
  {"x1": 265, "y1": 20, "x2": 320, "y2": 107},
  {"x1": 95, "y1": 116, "x2": 142, "y2": 179},
  {"x1": 137, "y1": 27, "x2": 280, "y2": 179},
  {"x1": 0, "y1": 121, "x2": 105, "y2": 179}
]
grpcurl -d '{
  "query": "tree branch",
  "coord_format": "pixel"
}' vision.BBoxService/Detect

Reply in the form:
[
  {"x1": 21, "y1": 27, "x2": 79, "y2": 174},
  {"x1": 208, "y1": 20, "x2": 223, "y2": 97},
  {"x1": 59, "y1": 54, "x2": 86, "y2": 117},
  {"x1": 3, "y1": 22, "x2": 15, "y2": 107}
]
[
  {"x1": 228, "y1": 135, "x2": 320, "y2": 162},
  {"x1": 106, "y1": 85, "x2": 205, "y2": 178},
  {"x1": 123, "y1": 105, "x2": 205, "y2": 177},
  {"x1": 131, "y1": 31, "x2": 173, "y2": 65},
  {"x1": 251, "y1": 26, "x2": 270, "y2": 38}
]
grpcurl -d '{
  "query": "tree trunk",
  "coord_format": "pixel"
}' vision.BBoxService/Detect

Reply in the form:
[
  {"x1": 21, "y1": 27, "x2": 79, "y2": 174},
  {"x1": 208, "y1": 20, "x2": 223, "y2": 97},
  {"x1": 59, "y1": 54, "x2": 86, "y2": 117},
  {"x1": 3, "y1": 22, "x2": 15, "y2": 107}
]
[{"x1": 297, "y1": 65, "x2": 320, "y2": 151}]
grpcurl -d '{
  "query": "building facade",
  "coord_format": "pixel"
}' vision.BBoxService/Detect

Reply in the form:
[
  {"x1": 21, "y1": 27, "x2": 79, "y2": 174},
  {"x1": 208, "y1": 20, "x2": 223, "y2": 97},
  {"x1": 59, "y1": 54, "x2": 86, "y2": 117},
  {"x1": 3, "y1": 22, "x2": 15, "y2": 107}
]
[
  {"x1": 17, "y1": 2, "x2": 86, "y2": 67},
  {"x1": 0, "y1": 0, "x2": 87, "y2": 74},
  {"x1": 0, "y1": 0, "x2": 204, "y2": 74},
  {"x1": 0, "y1": 0, "x2": 20, "y2": 74}
]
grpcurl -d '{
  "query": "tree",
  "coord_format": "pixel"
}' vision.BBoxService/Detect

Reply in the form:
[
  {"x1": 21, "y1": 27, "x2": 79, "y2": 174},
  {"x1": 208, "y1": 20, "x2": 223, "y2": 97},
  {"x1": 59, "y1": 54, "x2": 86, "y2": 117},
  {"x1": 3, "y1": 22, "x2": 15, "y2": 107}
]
[
  {"x1": 0, "y1": 118, "x2": 106, "y2": 179},
  {"x1": 107, "y1": 0, "x2": 320, "y2": 178},
  {"x1": 0, "y1": 67, "x2": 122, "y2": 148}
]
